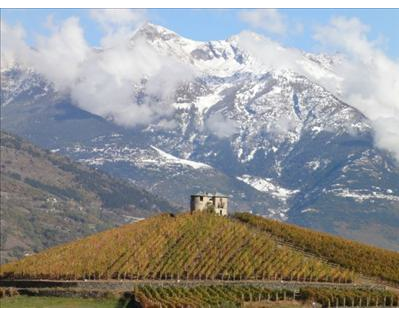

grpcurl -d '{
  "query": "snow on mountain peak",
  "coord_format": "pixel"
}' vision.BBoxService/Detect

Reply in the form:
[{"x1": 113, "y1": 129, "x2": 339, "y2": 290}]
[
  {"x1": 135, "y1": 22, "x2": 182, "y2": 42},
  {"x1": 0, "y1": 22, "x2": 367, "y2": 139},
  {"x1": 130, "y1": 25, "x2": 345, "y2": 92}
]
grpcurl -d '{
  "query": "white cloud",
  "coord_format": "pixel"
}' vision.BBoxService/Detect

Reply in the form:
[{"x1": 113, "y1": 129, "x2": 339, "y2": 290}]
[
  {"x1": 1, "y1": 17, "x2": 89, "y2": 91},
  {"x1": 206, "y1": 112, "x2": 238, "y2": 138},
  {"x1": 90, "y1": 8, "x2": 147, "y2": 30},
  {"x1": 270, "y1": 117, "x2": 297, "y2": 135},
  {"x1": 34, "y1": 17, "x2": 90, "y2": 90},
  {"x1": 69, "y1": 37, "x2": 194, "y2": 127},
  {"x1": 1, "y1": 21, "x2": 30, "y2": 69},
  {"x1": 239, "y1": 9, "x2": 287, "y2": 36},
  {"x1": 1, "y1": 14, "x2": 195, "y2": 128},
  {"x1": 314, "y1": 17, "x2": 399, "y2": 161},
  {"x1": 235, "y1": 31, "x2": 304, "y2": 71},
  {"x1": 90, "y1": 9, "x2": 148, "y2": 48}
]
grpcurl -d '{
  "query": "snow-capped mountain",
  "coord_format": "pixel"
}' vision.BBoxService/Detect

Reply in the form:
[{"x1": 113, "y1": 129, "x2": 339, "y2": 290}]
[{"x1": 1, "y1": 23, "x2": 398, "y2": 250}]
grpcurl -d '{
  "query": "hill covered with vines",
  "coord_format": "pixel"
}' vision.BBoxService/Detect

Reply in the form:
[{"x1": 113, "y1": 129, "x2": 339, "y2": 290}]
[
  {"x1": 234, "y1": 213, "x2": 399, "y2": 284},
  {"x1": 1, "y1": 213, "x2": 355, "y2": 282}
]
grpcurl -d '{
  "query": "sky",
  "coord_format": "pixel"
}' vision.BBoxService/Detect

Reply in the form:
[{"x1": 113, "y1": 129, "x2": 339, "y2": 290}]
[
  {"x1": 1, "y1": 8, "x2": 399, "y2": 161},
  {"x1": 1, "y1": 8, "x2": 399, "y2": 59}
]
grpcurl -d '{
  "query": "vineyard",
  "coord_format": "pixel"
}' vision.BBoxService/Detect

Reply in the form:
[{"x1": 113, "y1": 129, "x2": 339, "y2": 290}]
[
  {"x1": 234, "y1": 213, "x2": 399, "y2": 284},
  {"x1": 133, "y1": 285, "x2": 298, "y2": 308},
  {"x1": 0, "y1": 213, "x2": 353, "y2": 282},
  {"x1": 301, "y1": 287, "x2": 399, "y2": 308},
  {"x1": 131, "y1": 285, "x2": 399, "y2": 308}
]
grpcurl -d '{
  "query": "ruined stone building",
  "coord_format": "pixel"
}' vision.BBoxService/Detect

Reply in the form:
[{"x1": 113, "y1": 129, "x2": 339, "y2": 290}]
[{"x1": 190, "y1": 192, "x2": 228, "y2": 216}]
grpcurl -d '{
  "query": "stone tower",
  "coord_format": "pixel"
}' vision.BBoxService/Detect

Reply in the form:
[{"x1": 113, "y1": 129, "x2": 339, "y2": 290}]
[{"x1": 190, "y1": 192, "x2": 228, "y2": 216}]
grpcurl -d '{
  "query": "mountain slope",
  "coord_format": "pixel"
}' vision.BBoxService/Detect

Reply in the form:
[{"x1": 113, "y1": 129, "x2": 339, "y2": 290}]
[
  {"x1": 1, "y1": 212, "x2": 398, "y2": 285},
  {"x1": 1, "y1": 23, "x2": 399, "y2": 250},
  {"x1": 0, "y1": 131, "x2": 177, "y2": 263}
]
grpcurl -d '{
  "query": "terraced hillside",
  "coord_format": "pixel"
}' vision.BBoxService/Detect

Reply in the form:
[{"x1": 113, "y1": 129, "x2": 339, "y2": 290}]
[
  {"x1": 0, "y1": 131, "x2": 177, "y2": 263},
  {"x1": 0, "y1": 213, "x2": 366, "y2": 282}
]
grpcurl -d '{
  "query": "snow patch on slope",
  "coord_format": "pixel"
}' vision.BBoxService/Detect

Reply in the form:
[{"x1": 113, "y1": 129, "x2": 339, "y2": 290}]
[
  {"x1": 237, "y1": 174, "x2": 298, "y2": 201},
  {"x1": 150, "y1": 146, "x2": 211, "y2": 170},
  {"x1": 74, "y1": 142, "x2": 211, "y2": 171},
  {"x1": 195, "y1": 91, "x2": 223, "y2": 113},
  {"x1": 331, "y1": 188, "x2": 399, "y2": 202}
]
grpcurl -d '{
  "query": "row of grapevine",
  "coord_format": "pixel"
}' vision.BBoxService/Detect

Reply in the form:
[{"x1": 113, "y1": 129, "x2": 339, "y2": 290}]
[
  {"x1": 0, "y1": 213, "x2": 354, "y2": 283},
  {"x1": 301, "y1": 287, "x2": 399, "y2": 307},
  {"x1": 131, "y1": 285, "x2": 399, "y2": 308},
  {"x1": 133, "y1": 285, "x2": 297, "y2": 307}
]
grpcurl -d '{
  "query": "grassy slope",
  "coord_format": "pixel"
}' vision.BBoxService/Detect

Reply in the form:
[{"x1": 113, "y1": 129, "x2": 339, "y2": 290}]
[
  {"x1": 234, "y1": 212, "x2": 399, "y2": 283},
  {"x1": 0, "y1": 296, "x2": 121, "y2": 308},
  {"x1": 1, "y1": 213, "x2": 353, "y2": 282},
  {"x1": 0, "y1": 131, "x2": 176, "y2": 263}
]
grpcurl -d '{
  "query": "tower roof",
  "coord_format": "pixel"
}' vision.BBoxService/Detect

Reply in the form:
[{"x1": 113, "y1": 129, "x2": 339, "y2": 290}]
[{"x1": 191, "y1": 192, "x2": 228, "y2": 198}]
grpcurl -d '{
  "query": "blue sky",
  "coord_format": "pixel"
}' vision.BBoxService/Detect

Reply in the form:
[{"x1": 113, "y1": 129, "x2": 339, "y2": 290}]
[{"x1": 1, "y1": 8, "x2": 398, "y2": 58}]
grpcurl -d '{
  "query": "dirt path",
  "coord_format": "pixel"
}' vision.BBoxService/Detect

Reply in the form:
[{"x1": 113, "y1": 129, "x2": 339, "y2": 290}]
[{"x1": 0, "y1": 279, "x2": 389, "y2": 292}]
